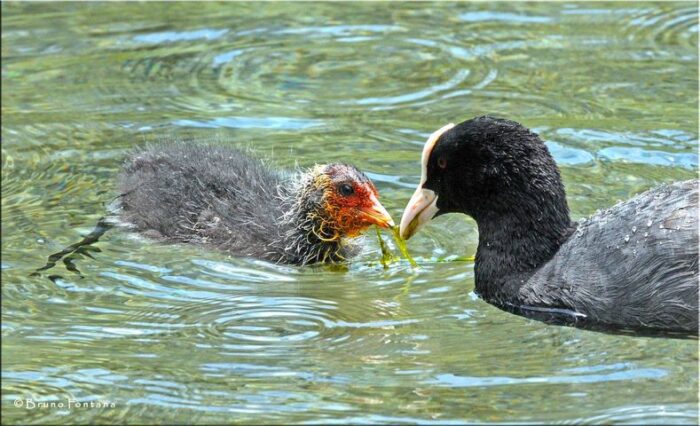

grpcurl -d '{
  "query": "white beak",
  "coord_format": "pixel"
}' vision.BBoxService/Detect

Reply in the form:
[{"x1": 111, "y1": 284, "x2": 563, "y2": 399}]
[
  {"x1": 398, "y1": 123, "x2": 454, "y2": 240},
  {"x1": 399, "y1": 187, "x2": 438, "y2": 240}
]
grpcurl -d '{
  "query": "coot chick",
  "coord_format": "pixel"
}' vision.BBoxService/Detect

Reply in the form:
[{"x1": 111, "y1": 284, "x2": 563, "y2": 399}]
[
  {"x1": 118, "y1": 143, "x2": 394, "y2": 265},
  {"x1": 400, "y1": 116, "x2": 698, "y2": 334}
]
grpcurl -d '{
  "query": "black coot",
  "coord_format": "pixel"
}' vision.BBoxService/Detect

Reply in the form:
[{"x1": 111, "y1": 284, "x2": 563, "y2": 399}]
[
  {"x1": 118, "y1": 143, "x2": 394, "y2": 265},
  {"x1": 400, "y1": 116, "x2": 698, "y2": 334}
]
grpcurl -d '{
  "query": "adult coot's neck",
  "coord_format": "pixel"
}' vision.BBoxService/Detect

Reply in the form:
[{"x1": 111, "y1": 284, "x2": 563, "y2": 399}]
[
  {"x1": 469, "y1": 148, "x2": 575, "y2": 303},
  {"x1": 473, "y1": 191, "x2": 574, "y2": 302}
]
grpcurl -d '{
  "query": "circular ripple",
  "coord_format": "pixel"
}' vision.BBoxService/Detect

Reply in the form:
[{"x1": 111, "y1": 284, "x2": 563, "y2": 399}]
[
  {"x1": 203, "y1": 301, "x2": 331, "y2": 343},
  {"x1": 101, "y1": 18, "x2": 639, "y2": 121},
  {"x1": 113, "y1": 24, "x2": 501, "y2": 117},
  {"x1": 213, "y1": 33, "x2": 474, "y2": 109}
]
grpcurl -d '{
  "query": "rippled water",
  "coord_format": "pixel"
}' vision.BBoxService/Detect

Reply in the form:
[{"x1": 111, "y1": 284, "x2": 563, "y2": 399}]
[{"x1": 2, "y1": 2, "x2": 698, "y2": 424}]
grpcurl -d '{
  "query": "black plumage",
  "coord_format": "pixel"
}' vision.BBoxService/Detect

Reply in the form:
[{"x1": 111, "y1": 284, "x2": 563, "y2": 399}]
[{"x1": 400, "y1": 116, "x2": 698, "y2": 334}]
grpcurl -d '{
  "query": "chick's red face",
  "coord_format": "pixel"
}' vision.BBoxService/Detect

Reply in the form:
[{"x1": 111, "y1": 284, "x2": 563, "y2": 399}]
[{"x1": 319, "y1": 164, "x2": 394, "y2": 237}]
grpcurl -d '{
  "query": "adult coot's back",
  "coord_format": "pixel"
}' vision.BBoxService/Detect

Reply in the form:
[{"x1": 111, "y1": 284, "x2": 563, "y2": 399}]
[
  {"x1": 118, "y1": 143, "x2": 394, "y2": 265},
  {"x1": 399, "y1": 116, "x2": 698, "y2": 334}
]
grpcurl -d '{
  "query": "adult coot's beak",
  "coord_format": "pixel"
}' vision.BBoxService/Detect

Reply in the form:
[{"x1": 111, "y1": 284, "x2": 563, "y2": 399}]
[
  {"x1": 399, "y1": 187, "x2": 438, "y2": 240},
  {"x1": 399, "y1": 122, "x2": 454, "y2": 240},
  {"x1": 360, "y1": 193, "x2": 395, "y2": 229}
]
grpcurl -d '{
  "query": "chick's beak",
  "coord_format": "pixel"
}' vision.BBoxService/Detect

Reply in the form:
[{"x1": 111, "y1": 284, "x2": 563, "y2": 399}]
[
  {"x1": 359, "y1": 193, "x2": 395, "y2": 229},
  {"x1": 399, "y1": 187, "x2": 438, "y2": 240}
]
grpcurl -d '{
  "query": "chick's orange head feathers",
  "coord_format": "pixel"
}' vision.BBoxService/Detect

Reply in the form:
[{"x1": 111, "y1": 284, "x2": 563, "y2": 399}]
[{"x1": 316, "y1": 164, "x2": 394, "y2": 237}]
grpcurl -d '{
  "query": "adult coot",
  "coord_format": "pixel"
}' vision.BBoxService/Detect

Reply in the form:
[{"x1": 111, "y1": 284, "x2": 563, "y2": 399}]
[
  {"x1": 400, "y1": 116, "x2": 698, "y2": 334},
  {"x1": 118, "y1": 143, "x2": 394, "y2": 265}
]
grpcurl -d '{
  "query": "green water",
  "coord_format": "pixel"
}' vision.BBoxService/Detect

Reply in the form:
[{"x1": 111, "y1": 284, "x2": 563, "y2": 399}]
[{"x1": 2, "y1": 2, "x2": 698, "y2": 424}]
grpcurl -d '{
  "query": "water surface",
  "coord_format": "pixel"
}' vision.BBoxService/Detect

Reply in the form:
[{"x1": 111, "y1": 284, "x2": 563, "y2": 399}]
[{"x1": 2, "y1": 2, "x2": 698, "y2": 424}]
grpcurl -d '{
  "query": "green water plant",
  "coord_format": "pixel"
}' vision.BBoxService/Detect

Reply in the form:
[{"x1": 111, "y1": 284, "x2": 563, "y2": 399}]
[{"x1": 375, "y1": 225, "x2": 418, "y2": 268}]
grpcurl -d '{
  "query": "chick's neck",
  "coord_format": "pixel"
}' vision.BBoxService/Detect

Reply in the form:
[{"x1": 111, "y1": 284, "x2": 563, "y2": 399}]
[{"x1": 277, "y1": 172, "x2": 350, "y2": 265}]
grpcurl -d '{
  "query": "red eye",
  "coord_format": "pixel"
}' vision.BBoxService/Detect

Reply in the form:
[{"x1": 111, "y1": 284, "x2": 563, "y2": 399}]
[{"x1": 437, "y1": 156, "x2": 447, "y2": 169}]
